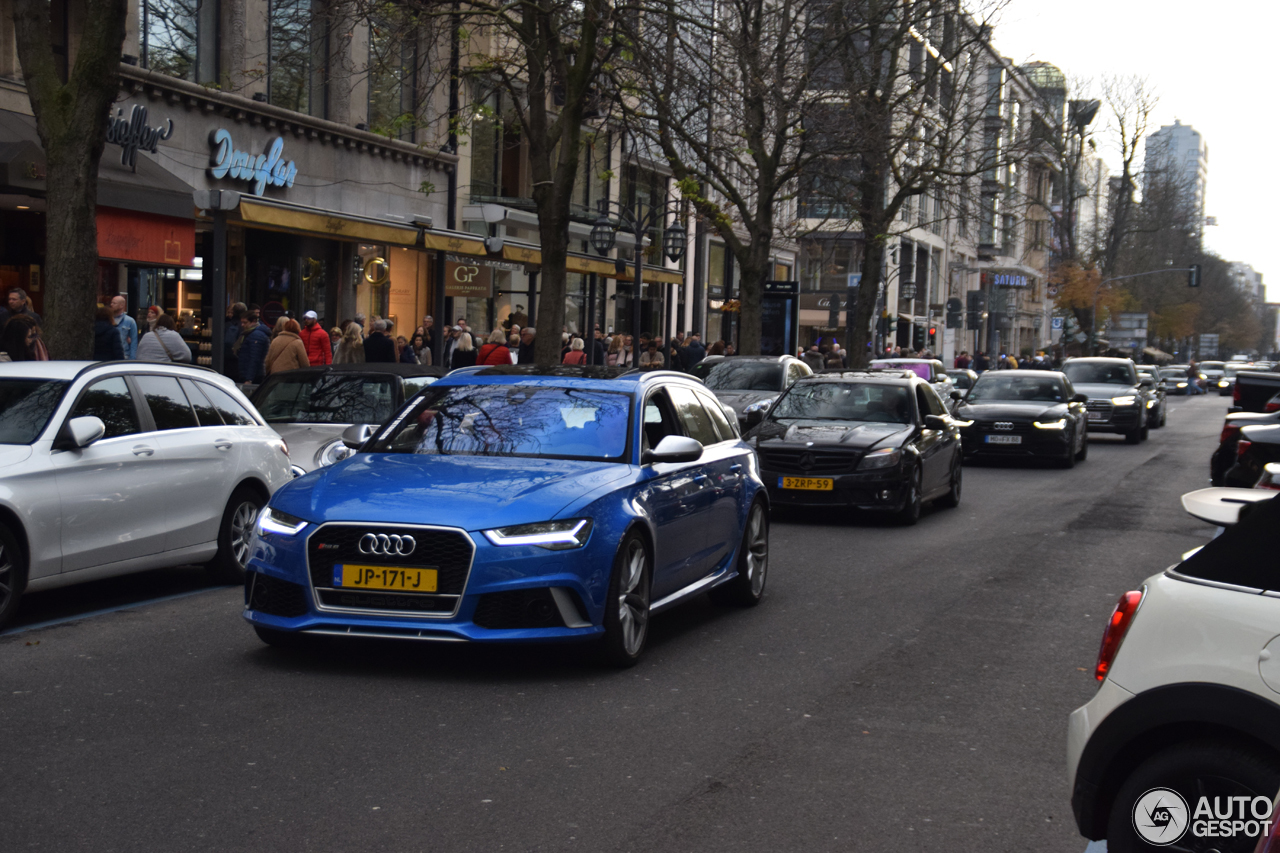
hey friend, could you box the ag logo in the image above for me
[1132,787,1189,845]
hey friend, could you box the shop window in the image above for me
[271,0,326,117]
[368,16,417,140]
[141,0,216,82]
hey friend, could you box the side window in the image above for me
[669,386,721,446]
[70,377,139,439]
[920,384,947,417]
[136,375,198,431]
[788,364,806,384]
[696,389,738,441]
[642,390,684,453]
[199,382,258,426]
[179,379,224,426]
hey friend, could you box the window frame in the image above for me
[65,374,144,441]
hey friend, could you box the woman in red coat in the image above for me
[476,328,513,365]
[562,337,586,365]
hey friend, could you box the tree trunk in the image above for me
[735,237,772,356]
[13,0,128,360]
[848,238,885,368]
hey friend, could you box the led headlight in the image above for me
[1033,418,1067,430]
[1219,380,1229,388]
[1145,399,1155,409]
[483,519,593,550]
[1176,382,1188,388]
[257,506,308,536]
[743,397,777,415]
[1111,395,1137,406]
[857,447,902,470]
[318,439,353,468]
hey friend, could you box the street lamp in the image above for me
[589,199,687,362]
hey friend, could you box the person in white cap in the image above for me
[299,309,332,366]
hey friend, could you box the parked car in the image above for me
[1221,422,1280,488]
[1061,358,1149,443]
[689,355,813,430]
[1218,363,1253,396]
[1136,368,1167,429]
[745,370,962,524]
[0,361,293,629]
[1232,371,1280,413]
[954,370,1089,467]
[1211,410,1280,485]
[1068,488,1280,852]
[250,363,447,476]
[1200,360,1227,386]
[244,365,769,666]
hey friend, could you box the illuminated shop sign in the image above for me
[208,129,298,195]
[989,272,1029,288]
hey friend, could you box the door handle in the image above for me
[214,440,233,451]
[132,445,155,457]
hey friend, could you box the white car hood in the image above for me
[0,445,33,470]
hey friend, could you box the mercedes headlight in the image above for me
[483,519,593,550]
[1111,395,1137,406]
[1145,399,1155,409]
[318,439,354,468]
[257,506,308,536]
[743,397,777,415]
[857,447,902,470]
[1033,418,1067,430]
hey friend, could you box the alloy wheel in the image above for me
[617,539,650,657]
[0,543,11,614]
[745,504,768,596]
[230,501,259,568]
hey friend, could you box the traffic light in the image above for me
[928,325,937,346]
[1188,264,1201,287]
[912,323,925,351]
[966,291,986,330]
[887,315,898,334]
[946,297,963,329]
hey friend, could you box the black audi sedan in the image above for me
[745,371,962,525]
[955,370,1089,467]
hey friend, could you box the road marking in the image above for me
[0,586,234,637]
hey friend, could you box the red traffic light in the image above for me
[929,327,936,335]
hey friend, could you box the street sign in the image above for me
[847,273,862,289]
[1051,317,1064,330]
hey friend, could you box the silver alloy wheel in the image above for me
[617,539,650,657]
[745,504,768,596]
[230,501,259,568]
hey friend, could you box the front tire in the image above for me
[895,467,922,526]
[207,487,264,584]
[1059,430,1077,469]
[710,501,769,606]
[599,532,652,667]
[1075,427,1089,461]
[0,523,25,631]
[1125,426,1142,444]
[936,457,962,508]
[1105,740,1280,852]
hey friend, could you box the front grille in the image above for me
[1084,400,1113,416]
[472,588,566,629]
[248,572,310,618]
[758,447,860,476]
[306,524,475,617]
[972,420,1034,434]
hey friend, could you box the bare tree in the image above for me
[13,0,129,358]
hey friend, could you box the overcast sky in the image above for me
[990,0,1279,301]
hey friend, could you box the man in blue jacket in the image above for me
[237,311,272,385]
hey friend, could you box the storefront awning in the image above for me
[0,109,195,220]
[500,244,683,284]
[233,196,489,254]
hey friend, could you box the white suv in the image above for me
[1068,488,1280,852]
[0,361,293,629]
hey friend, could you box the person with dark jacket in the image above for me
[224,302,247,381]
[972,351,990,373]
[517,327,537,364]
[237,311,272,385]
[363,319,397,363]
[93,306,125,361]
[450,332,477,369]
[680,333,706,370]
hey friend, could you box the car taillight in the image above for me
[1235,383,1243,405]
[1095,590,1144,682]
[1221,423,1241,443]
[1267,401,1280,413]
[1239,440,1253,458]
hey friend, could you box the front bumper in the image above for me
[960,423,1072,458]
[1083,406,1143,435]
[243,521,618,643]
[761,467,911,512]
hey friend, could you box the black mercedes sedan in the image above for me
[955,370,1089,467]
[745,371,962,525]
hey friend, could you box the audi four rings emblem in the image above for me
[358,533,417,556]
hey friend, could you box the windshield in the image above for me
[947,371,974,390]
[770,382,913,424]
[691,361,784,392]
[254,374,398,424]
[1225,365,1243,377]
[1201,362,1225,372]
[374,385,632,461]
[967,374,1065,403]
[1062,362,1136,386]
[0,379,69,444]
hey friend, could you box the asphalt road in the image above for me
[0,393,1230,852]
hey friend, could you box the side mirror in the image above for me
[1070,393,1088,404]
[642,434,703,465]
[924,414,948,430]
[1139,377,1155,389]
[746,409,765,427]
[341,423,375,450]
[949,390,962,400]
[61,416,106,449]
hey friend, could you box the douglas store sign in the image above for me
[207,129,298,195]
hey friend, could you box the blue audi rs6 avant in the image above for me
[243,366,770,665]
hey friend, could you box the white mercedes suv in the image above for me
[1068,488,1280,852]
[0,361,293,629]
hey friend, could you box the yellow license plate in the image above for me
[779,476,834,491]
[335,564,438,592]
